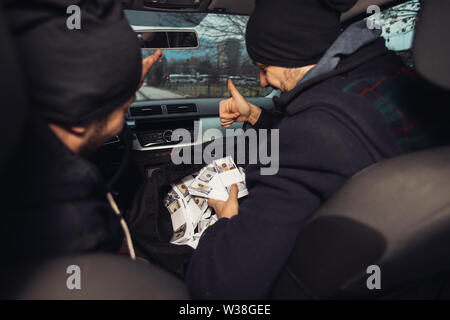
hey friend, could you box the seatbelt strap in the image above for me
[106,192,136,261]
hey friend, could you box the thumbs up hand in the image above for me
[219,79,262,128]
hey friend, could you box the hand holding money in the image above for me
[208,184,239,219]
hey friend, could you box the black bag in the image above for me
[124,162,205,279]
[124,137,251,279]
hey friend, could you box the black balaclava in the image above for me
[5,0,142,126]
[246,0,358,68]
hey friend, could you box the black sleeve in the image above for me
[244,107,283,131]
[6,198,123,260]
[186,108,376,299]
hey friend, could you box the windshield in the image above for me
[125,11,273,101]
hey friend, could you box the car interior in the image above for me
[1,0,449,299]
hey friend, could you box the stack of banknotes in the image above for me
[164,156,248,249]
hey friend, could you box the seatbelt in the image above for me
[106,192,136,261]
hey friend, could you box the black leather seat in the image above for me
[271,147,450,299]
[271,0,450,299]
[0,1,189,300]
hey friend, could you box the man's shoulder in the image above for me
[4,117,121,257]
[21,117,107,204]
[280,75,400,160]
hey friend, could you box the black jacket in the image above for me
[186,39,450,299]
[3,116,123,262]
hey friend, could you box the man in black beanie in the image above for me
[2,0,162,261]
[187,0,450,298]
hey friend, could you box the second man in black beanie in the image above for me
[187,0,450,299]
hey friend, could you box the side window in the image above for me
[378,0,420,68]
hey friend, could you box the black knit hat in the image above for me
[5,0,142,126]
[245,0,358,68]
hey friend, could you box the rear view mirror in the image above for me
[136,30,199,49]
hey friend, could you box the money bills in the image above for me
[163,156,247,249]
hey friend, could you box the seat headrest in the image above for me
[413,0,450,90]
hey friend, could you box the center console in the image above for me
[133,118,197,148]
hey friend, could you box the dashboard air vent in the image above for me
[130,105,163,117]
[167,103,197,114]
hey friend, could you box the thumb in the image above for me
[143,49,163,71]
[228,184,239,200]
[208,198,219,209]
[139,49,163,88]
[228,79,242,99]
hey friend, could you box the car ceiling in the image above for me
[123,0,408,22]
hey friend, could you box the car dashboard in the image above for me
[97,96,275,207]
[128,97,273,153]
